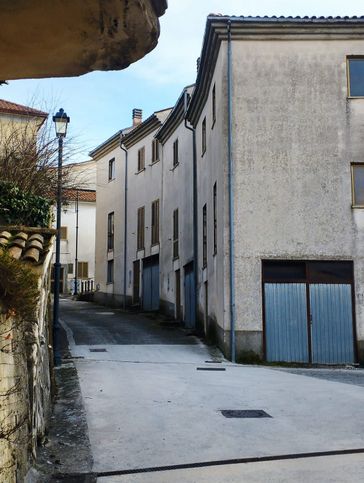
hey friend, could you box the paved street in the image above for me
[60,298,364,482]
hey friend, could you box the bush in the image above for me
[0,181,52,227]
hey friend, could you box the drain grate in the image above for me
[89,348,107,353]
[197,367,226,371]
[221,410,272,419]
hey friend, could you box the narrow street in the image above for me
[57,299,364,482]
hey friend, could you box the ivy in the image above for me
[0,181,52,227]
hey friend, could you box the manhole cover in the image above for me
[221,410,272,418]
[89,348,107,353]
[197,367,226,371]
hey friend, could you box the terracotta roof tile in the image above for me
[63,189,96,202]
[0,99,48,118]
[0,227,55,265]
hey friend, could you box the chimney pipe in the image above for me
[132,108,142,127]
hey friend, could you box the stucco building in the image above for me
[92,15,364,365]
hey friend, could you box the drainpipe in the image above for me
[74,190,79,295]
[184,92,199,331]
[227,20,236,363]
[120,139,128,310]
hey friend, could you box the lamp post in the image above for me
[52,108,70,366]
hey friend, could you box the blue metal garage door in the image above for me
[142,255,159,311]
[263,261,356,364]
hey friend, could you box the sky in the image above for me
[1,0,364,162]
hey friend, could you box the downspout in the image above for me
[184,92,199,331]
[120,139,128,310]
[227,20,236,363]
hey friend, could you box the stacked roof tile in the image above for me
[0,228,54,264]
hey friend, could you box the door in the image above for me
[263,261,356,364]
[133,260,140,304]
[175,270,181,320]
[142,255,159,311]
[184,262,195,329]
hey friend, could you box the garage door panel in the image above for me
[265,283,309,363]
[310,284,354,364]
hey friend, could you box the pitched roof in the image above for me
[0,226,55,265]
[0,99,48,118]
[63,189,96,202]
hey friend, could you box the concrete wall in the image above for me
[194,45,229,345]
[94,144,125,301]
[230,39,364,361]
[159,107,194,318]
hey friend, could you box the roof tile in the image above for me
[0,99,48,118]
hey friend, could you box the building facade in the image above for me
[92,15,364,365]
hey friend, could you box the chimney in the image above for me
[132,108,142,127]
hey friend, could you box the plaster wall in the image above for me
[194,46,229,343]
[125,129,163,302]
[159,114,194,318]
[230,39,364,360]
[94,145,125,297]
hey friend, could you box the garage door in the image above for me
[142,255,159,311]
[263,261,356,364]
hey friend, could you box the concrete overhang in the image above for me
[0,0,168,80]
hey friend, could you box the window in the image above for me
[137,206,145,250]
[60,226,67,240]
[173,209,179,259]
[138,146,145,171]
[348,58,364,97]
[107,260,114,284]
[68,263,73,275]
[77,262,89,279]
[212,84,216,126]
[202,204,207,268]
[351,163,364,206]
[202,117,206,155]
[213,182,217,255]
[152,139,159,164]
[107,212,114,250]
[151,199,160,245]
[173,139,179,167]
[108,157,115,181]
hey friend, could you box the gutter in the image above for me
[184,92,199,331]
[120,138,128,310]
[227,20,236,363]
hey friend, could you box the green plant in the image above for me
[0,250,39,320]
[0,181,52,227]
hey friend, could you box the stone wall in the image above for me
[0,246,53,482]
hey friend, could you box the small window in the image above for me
[77,262,89,279]
[213,182,217,255]
[202,117,206,155]
[348,58,364,97]
[351,163,364,206]
[60,226,67,240]
[68,263,73,275]
[173,139,179,167]
[152,139,159,164]
[137,206,145,250]
[108,158,115,181]
[151,199,159,245]
[138,146,145,172]
[173,209,179,259]
[107,212,114,251]
[202,204,207,268]
[107,260,114,284]
[212,84,216,126]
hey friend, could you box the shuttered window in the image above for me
[202,204,207,268]
[152,139,159,164]
[107,212,114,251]
[212,84,216,126]
[173,139,179,167]
[137,206,145,250]
[108,158,115,181]
[151,199,159,245]
[107,260,114,284]
[173,209,179,259]
[202,117,206,155]
[77,262,88,279]
[213,182,217,255]
[138,146,145,171]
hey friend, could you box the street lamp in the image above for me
[52,108,70,366]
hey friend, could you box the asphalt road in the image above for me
[59,298,364,483]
